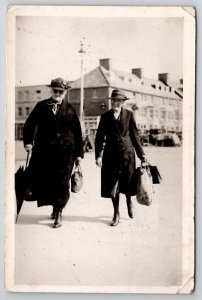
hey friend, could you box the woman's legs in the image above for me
[50,205,57,219]
[126,195,134,218]
[111,194,120,226]
[53,207,63,228]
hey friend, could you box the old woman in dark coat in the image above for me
[23,78,83,228]
[95,89,147,226]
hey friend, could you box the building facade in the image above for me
[15,58,183,140]
[68,58,183,136]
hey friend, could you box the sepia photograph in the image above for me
[5,6,195,293]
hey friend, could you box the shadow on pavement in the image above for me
[15,214,128,226]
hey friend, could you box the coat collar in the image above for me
[110,107,128,132]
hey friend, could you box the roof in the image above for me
[71,65,182,100]
[70,66,109,89]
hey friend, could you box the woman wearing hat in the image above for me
[23,78,83,228]
[95,89,147,226]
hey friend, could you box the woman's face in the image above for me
[50,88,67,102]
[111,99,125,113]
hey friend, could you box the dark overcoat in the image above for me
[95,108,145,198]
[23,98,83,208]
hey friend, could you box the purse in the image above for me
[71,164,83,193]
[136,163,153,206]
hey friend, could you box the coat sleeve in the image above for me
[71,109,84,158]
[23,102,41,147]
[95,115,106,159]
[129,112,145,159]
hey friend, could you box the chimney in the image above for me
[158,73,169,84]
[132,68,142,78]
[99,58,111,70]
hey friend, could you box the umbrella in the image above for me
[15,151,32,223]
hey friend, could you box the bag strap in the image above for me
[140,161,151,176]
[25,151,31,169]
[75,163,82,174]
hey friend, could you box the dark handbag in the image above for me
[71,164,83,193]
[149,165,162,184]
[136,163,153,206]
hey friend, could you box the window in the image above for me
[143,108,146,117]
[161,110,166,120]
[36,90,41,93]
[169,87,172,92]
[92,90,98,99]
[18,91,22,99]
[175,110,179,120]
[15,123,24,140]
[25,107,30,115]
[25,90,30,100]
[18,107,22,116]
[149,109,153,119]
[155,110,158,118]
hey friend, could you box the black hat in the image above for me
[108,89,129,101]
[47,78,71,90]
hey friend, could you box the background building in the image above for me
[15,58,183,140]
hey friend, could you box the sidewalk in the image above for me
[15,145,182,288]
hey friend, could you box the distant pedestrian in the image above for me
[95,89,147,226]
[23,78,83,228]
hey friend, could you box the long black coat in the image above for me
[95,108,145,198]
[23,98,83,208]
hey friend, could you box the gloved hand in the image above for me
[141,155,148,167]
[75,157,82,166]
[141,155,147,163]
[25,144,33,153]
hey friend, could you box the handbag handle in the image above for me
[25,151,31,169]
[140,161,151,176]
[74,163,82,174]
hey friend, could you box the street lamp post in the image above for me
[78,41,86,135]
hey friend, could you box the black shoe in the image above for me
[110,213,120,226]
[127,198,134,219]
[53,210,62,228]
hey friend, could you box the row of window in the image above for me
[18,90,42,101]
[17,106,30,117]
[137,94,180,107]
[137,109,182,121]
[137,124,181,131]
[116,75,174,93]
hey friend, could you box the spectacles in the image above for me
[53,89,65,95]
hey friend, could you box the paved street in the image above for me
[14,142,182,288]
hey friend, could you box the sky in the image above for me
[16,16,183,86]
